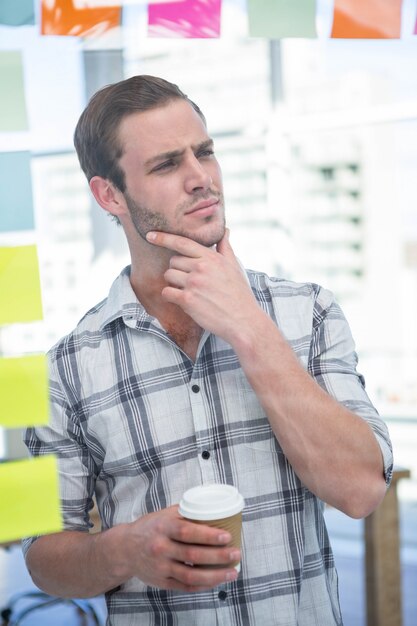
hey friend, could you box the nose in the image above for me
[184,154,212,194]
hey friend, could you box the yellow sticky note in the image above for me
[0,354,49,427]
[0,456,63,544]
[0,245,43,325]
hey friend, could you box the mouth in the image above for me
[185,198,220,218]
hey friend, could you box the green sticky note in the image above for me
[0,245,43,325]
[248,0,317,38]
[0,456,63,544]
[0,152,35,233]
[0,354,49,427]
[0,51,28,131]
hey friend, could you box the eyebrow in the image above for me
[144,138,214,169]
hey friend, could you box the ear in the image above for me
[89,176,127,220]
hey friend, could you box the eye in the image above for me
[197,148,214,159]
[152,159,176,173]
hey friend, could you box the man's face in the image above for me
[117,99,225,247]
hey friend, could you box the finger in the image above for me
[164,268,188,289]
[171,517,232,547]
[172,542,241,568]
[144,570,225,594]
[161,286,186,307]
[163,578,231,594]
[169,255,195,272]
[216,228,234,258]
[170,561,238,589]
[146,231,205,258]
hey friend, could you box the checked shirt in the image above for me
[23,266,393,626]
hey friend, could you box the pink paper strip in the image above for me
[148,0,221,38]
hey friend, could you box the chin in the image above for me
[193,235,222,248]
[190,223,226,248]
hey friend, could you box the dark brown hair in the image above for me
[73,75,205,192]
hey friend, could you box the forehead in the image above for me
[117,99,208,162]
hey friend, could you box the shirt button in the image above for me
[201,450,210,460]
[218,590,228,601]
[191,384,200,393]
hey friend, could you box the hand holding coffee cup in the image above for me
[178,484,244,572]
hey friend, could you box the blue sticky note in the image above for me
[0,152,34,233]
[0,0,35,26]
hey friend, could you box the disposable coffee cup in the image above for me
[178,484,244,571]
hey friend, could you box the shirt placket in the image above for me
[189,338,237,626]
[188,371,217,485]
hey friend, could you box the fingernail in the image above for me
[226,570,238,582]
[230,550,240,561]
[146,232,156,241]
[218,533,231,543]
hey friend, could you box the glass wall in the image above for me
[0,1,416,498]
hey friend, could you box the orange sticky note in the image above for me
[41,0,121,37]
[331,0,403,39]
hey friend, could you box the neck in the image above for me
[129,241,172,313]
[128,239,203,359]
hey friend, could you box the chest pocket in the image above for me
[220,366,283,456]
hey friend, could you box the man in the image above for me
[23,75,393,625]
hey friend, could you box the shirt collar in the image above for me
[98,261,252,332]
[98,266,150,331]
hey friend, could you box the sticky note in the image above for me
[0,0,35,25]
[0,152,34,233]
[148,0,222,38]
[247,0,316,39]
[0,51,28,132]
[0,456,62,544]
[0,245,43,325]
[72,0,122,5]
[0,355,49,428]
[331,0,403,39]
[41,0,121,37]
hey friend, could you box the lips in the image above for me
[185,198,220,216]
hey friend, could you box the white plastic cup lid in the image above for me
[178,484,244,521]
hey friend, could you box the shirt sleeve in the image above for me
[308,285,393,487]
[22,345,98,558]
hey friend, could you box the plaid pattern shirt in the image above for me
[23,266,393,626]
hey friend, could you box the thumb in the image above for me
[216,228,234,257]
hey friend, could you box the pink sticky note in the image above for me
[148,0,221,38]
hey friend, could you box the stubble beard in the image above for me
[124,190,226,248]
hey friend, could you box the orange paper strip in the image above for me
[41,0,121,37]
[331,0,402,39]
